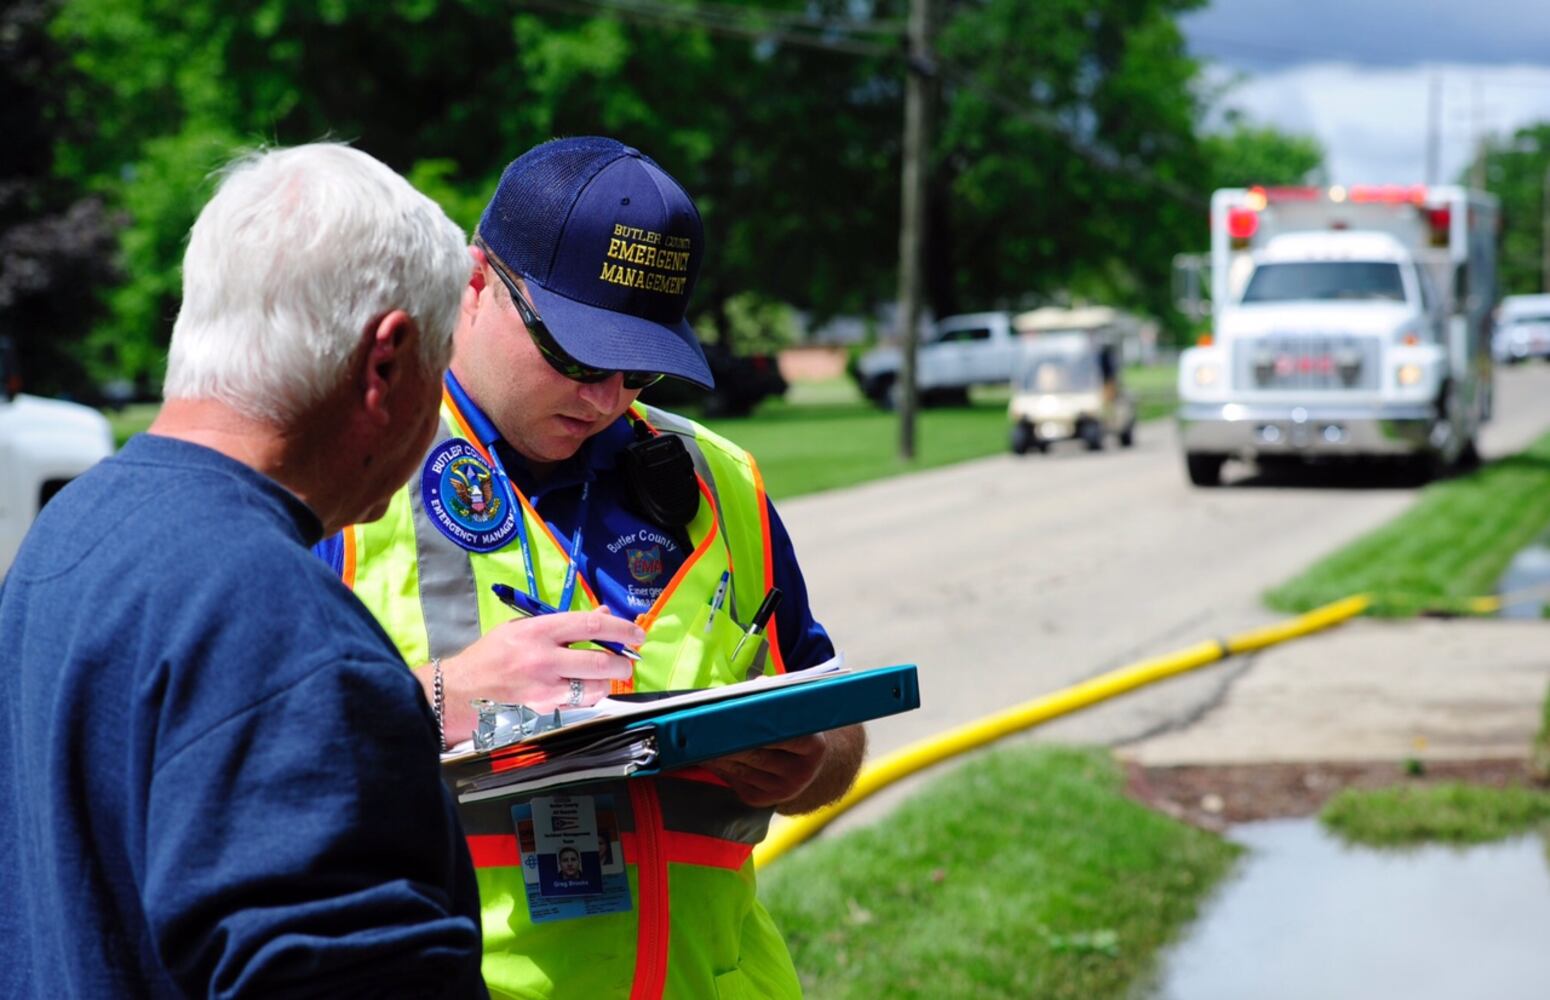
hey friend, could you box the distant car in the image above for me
[1494,294,1550,364]
[639,342,787,417]
[853,312,1019,409]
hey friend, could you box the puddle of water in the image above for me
[1146,818,1550,1000]
[1497,540,1550,618]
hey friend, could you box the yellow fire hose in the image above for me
[753,593,1372,868]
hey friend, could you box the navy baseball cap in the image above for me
[477,137,713,389]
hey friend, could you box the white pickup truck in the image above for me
[0,340,114,571]
[854,312,1021,408]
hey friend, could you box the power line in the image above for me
[517,0,1206,208]
[940,67,1206,209]
[516,0,901,58]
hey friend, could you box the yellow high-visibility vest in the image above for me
[339,394,801,999]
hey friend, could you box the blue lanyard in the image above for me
[444,373,590,609]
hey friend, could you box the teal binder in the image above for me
[634,663,919,773]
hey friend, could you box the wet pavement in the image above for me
[1498,536,1550,619]
[1120,619,1550,767]
[1146,818,1550,1000]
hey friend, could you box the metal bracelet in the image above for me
[432,657,446,750]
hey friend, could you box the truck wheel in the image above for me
[1186,453,1224,487]
[1010,420,1036,455]
[1119,423,1136,448]
[1080,419,1104,451]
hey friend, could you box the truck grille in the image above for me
[1232,335,1380,392]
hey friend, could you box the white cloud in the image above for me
[1210,62,1550,186]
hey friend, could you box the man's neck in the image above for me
[149,398,344,530]
[448,360,564,481]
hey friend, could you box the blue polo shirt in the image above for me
[1,434,485,998]
[318,380,834,672]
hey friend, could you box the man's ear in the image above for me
[461,245,488,319]
[361,309,416,427]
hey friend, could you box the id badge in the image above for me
[513,793,631,923]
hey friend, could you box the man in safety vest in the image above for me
[320,136,865,998]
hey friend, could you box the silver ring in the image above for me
[568,677,585,707]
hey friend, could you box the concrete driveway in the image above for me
[778,366,1550,827]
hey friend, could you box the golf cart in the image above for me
[1008,331,1135,454]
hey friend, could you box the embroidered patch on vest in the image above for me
[626,545,664,583]
[421,439,519,552]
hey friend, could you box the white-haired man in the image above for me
[0,144,488,998]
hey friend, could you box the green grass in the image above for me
[706,366,1176,500]
[702,392,1012,499]
[1264,428,1550,616]
[1321,782,1550,846]
[760,746,1239,1000]
[1123,363,1179,422]
[1535,684,1550,781]
[105,403,160,447]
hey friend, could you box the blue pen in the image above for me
[490,583,642,661]
[704,571,730,633]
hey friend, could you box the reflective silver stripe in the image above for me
[639,404,724,528]
[411,423,484,661]
[636,405,738,605]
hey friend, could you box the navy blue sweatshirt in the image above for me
[0,434,486,998]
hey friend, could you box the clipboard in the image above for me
[446,664,919,802]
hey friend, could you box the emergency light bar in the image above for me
[1227,185,1450,248]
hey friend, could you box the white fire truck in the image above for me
[1176,185,1497,486]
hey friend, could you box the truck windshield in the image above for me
[1241,262,1405,303]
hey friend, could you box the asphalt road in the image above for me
[780,365,1550,825]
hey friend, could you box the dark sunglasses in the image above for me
[482,253,665,391]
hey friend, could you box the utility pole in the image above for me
[1470,76,1487,190]
[1425,70,1441,187]
[1541,163,1550,293]
[895,0,933,460]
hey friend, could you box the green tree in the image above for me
[50,0,903,380]
[0,0,118,398]
[44,0,1323,384]
[1203,114,1325,190]
[930,0,1211,324]
[1479,123,1550,296]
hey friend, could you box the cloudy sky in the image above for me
[1180,0,1550,185]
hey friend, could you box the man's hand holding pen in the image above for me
[426,605,644,744]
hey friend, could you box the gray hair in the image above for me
[164,143,467,423]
